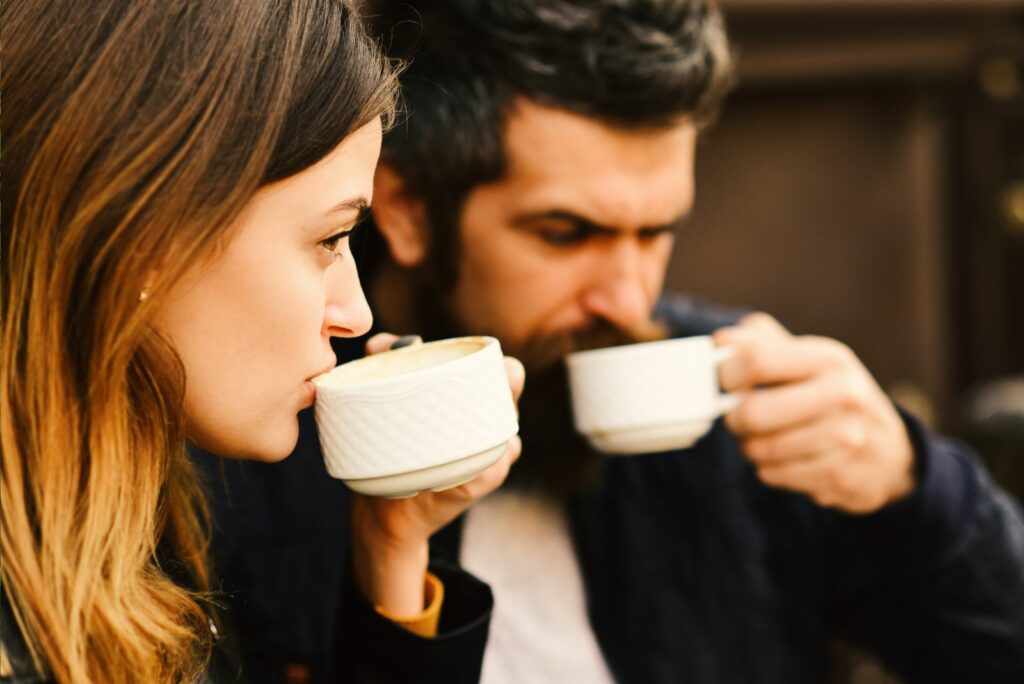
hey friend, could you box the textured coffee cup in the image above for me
[566,335,736,455]
[314,336,519,497]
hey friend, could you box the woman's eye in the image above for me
[319,229,353,257]
[319,209,369,259]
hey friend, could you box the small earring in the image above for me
[138,289,150,302]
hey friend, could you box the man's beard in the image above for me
[413,285,667,497]
[508,318,667,496]
[510,317,668,373]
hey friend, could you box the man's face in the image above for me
[448,99,697,368]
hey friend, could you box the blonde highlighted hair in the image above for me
[1,1,396,680]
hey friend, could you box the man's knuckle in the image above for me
[742,312,773,328]
[812,491,836,507]
[836,385,867,414]
[747,437,769,460]
[734,400,762,433]
[826,339,855,365]
[823,466,843,490]
[828,466,857,494]
[745,347,773,382]
[805,337,853,367]
[840,421,867,450]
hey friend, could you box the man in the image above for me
[353,0,1024,681]
[203,1,1024,682]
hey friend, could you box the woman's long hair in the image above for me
[0,1,396,680]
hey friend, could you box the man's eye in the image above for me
[539,228,587,246]
[638,227,672,241]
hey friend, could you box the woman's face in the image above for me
[155,120,382,461]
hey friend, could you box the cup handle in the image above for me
[712,344,738,416]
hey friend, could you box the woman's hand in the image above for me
[350,333,524,617]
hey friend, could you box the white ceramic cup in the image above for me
[313,336,519,498]
[566,335,737,455]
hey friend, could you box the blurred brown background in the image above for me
[671,3,1024,680]
[673,0,1024,481]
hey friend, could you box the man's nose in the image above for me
[322,253,373,339]
[581,242,650,329]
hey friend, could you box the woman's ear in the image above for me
[373,163,429,267]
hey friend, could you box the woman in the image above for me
[1,1,520,681]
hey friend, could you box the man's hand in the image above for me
[350,333,524,616]
[714,313,915,514]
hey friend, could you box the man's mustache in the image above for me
[513,318,669,372]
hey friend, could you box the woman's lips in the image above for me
[302,360,336,407]
[307,360,338,383]
[301,380,317,407]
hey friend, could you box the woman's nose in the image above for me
[322,252,373,338]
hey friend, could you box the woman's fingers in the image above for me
[365,332,398,354]
[389,335,423,350]
[504,356,526,402]
[356,337,520,510]
[365,332,422,355]
[469,437,521,491]
[475,440,517,491]
[506,434,522,465]
[436,436,520,500]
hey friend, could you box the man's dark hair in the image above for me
[367,0,733,289]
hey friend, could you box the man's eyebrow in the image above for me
[511,210,617,236]
[323,197,370,216]
[510,208,689,235]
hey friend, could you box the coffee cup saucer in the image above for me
[585,418,716,455]
[342,439,510,498]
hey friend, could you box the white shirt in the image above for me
[461,491,616,684]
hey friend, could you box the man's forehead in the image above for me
[497,100,698,229]
[503,99,696,168]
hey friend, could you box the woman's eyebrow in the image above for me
[323,197,369,216]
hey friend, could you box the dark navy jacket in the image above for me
[191,416,493,683]
[189,295,1024,683]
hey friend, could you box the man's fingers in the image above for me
[726,373,853,435]
[718,335,853,392]
[713,312,789,347]
[742,414,868,464]
[755,452,847,503]
[738,312,790,338]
